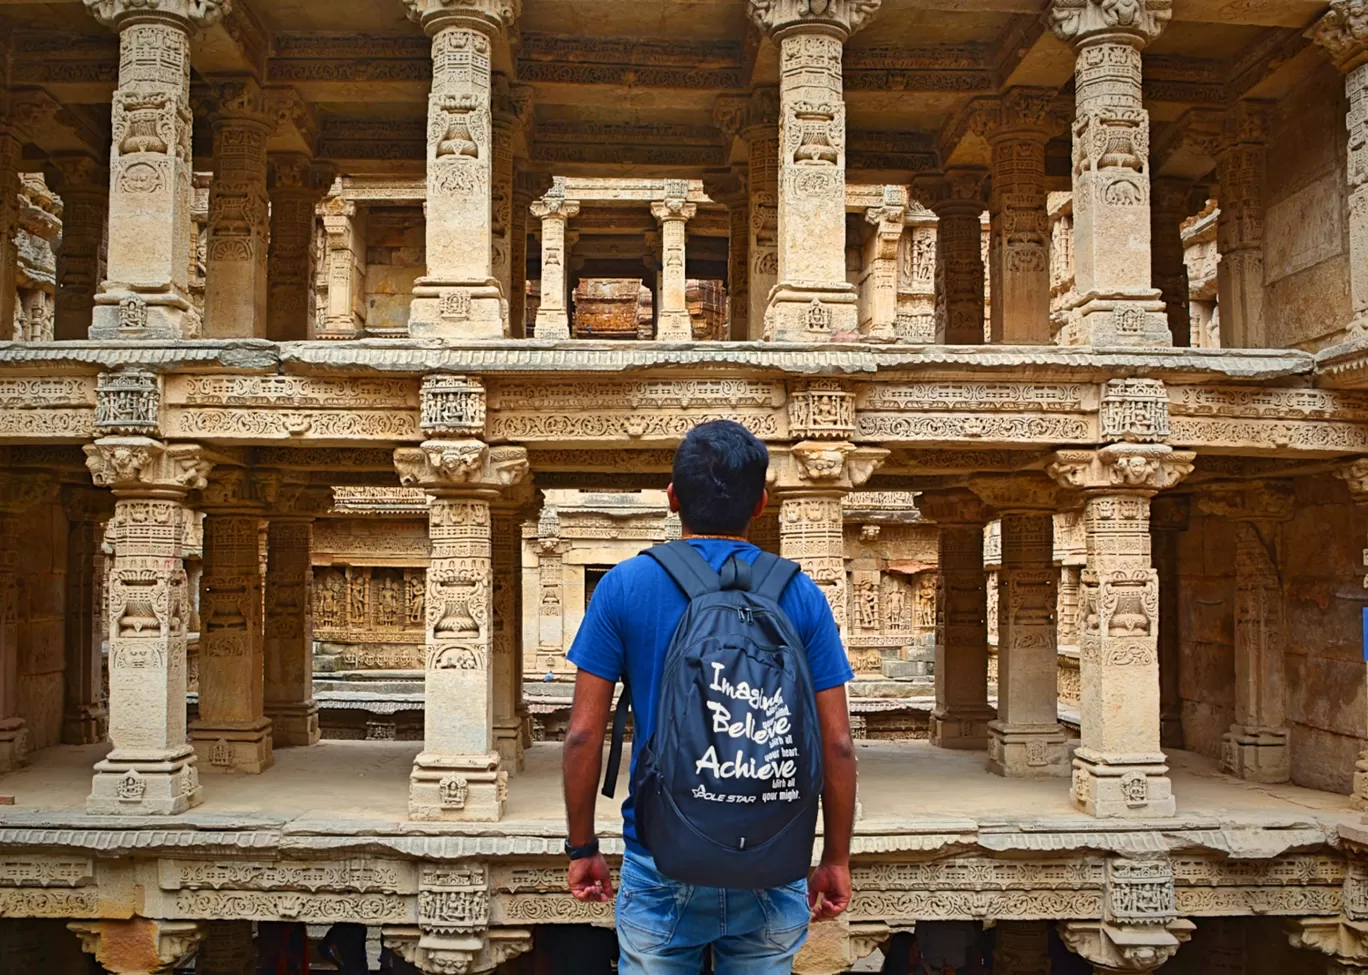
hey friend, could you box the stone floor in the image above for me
[0,739,1353,834]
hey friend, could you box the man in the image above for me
[561,419,858,974]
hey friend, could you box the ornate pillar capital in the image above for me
[384,925,532,975]
[1310,1,1368,73]
[987,86,1064,141]
[394,440,530,495]
[402,0,520,37]
[196,467,271,512]
[1048,0,1172,50]
[84,0,227,30]
[916,168,988,217]
[968,474,1082,513]
[747,0,882,40]
[201,76,271,129]
[650,198,697,224]
[1059,918,1194,973]
[914,487,995,525]
[84,437,213,498]
[1048,444,1195,496]
[1339,458,1368,503]
[1287,917,1368,970]
[529,194,580,222]
[768,441,887,495]
[702,168,748,210]
[70,919,205,975]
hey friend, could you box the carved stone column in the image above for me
[994,921,1051,975]
[1149,177,1193,348]
[718,88,780,338]
[1196,481,1294,783]
[197,921,255,975]
[0,125,21,340]
[394,438,530,821]
[86,0,225,339]
[919,169,988,345]
[71,920,205,975]
[262,481,327,748]
[1215,101,1270,349]
[916,489,997,749]
[267,153,327,341]
[971,476,1078,776]
[1048,0,1172,346]
[748,1,881,341]
[202,78,271,339]
[0,473,51,769]
[491,484,532,771]
[987,89,1055,345]
[61,486,116,746]
[1059,917,1194,975]
[510,172,551,338]
[770,437,887,641]
[530,187,579,340]
[703,168,750,341]
[190,470,272,774]
[652,183,697,341]
[1048,444,1195,817]
[318,197,365,339]
[491,78,532,336]
[1149,494,1188,751]
[404,0,517,339]
[1311,4,1368,333]
[50,153,109,341]
[1337,459,1368,807]
[861,186,905,343]
[83,438,212,814]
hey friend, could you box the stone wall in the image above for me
[15,498,68,752]
[1264,62,1352,351]
[1174,507,1237,762]
[363,207,426,337]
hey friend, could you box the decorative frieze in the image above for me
[788,379,856,440]
[420,375,487,437]
[162,375,419,442]
[1100,378,1170,443]
[95,370,161,436]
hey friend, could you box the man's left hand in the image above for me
[807,861,851,920]
[568,854,615,902]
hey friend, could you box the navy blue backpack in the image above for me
[602,540,824,889]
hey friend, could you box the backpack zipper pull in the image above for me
[738,607,753,625]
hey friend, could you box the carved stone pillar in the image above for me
[861,186,905,343]
[491,78,532,336]
[970,476,1078,776]
[71,920,204,975]
[267,153,326,341]
[703,168,750,341]
[510,172,551,338]
[197,921,255,975]
[728,89,780,339]
[86,1,225,338]
[770,439,887,641]
[190,471,272,774]
[995,921,1051,975]
[1149,494,1188,751]
[1048,444,1195,817]
[652,184,697,341]
[916,489,997,749]
[530,188,579,340]
[1048,0,1172,346]
[920,169,988,345]
[318,197,365,339]
[1197,481,1295,783]
[404,0,516,339]
[394,438,530,820]
[0,127,20,340]
[50,154,109,341]
[61,486,116,746]
[1149,177,1193,348]
[748,1,881,341]
[83,438,212,814]
[0,473,50,769]
[491,486,532,771]
[987,89,1055,345]
[1337,460,1368,807]
[263,482,326,748]
[1215,102,1270,349]
[1059,918,1194,975]
[1311,4,1368,333]
[202,79,271,339]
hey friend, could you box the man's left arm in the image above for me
[563,668,616,902]
[808,683,856,920]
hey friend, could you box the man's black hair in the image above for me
[671,419,769,536]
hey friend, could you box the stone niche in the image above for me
[363,206,427,336]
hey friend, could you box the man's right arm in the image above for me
[809,683,856,920]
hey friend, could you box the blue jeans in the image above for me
[615,849,810,975]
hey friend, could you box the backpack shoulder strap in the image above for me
[749,551,802,603]
[642,540,722,600]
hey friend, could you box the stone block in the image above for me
[367,294,413,331]
[882,658,927,679]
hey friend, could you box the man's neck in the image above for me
[681,531,749,543]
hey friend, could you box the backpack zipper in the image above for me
[737,606,754,625]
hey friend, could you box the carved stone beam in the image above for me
[914,487,995,526]
[747,0,882,40]
[1287,918,1368,972]
[264,87,321,157]
[968,473,1081,513]
[1058,919,1195,974]
[1309,1,1368,73]
[394,440,530,496]
[1048,444,1195,496]
[1151,108,1223,181]
[768,441,888,496]
[84,438,214,499]
[70,919,205,975]
[1194,480,1296,523]
[11,89,108,158]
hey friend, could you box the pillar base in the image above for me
[656,309,692,342]
[493,720,524,772]
[1075,295,1171,347]
[265,702,320,747]
[930,706,996,750]
[90,289,194,340]
[407,281,506,340]
[62,706,109,747]
[189,721,275,774]
[409,751,506,822]
[88,747,203,815]
[1220,725,1289,783]
[534,307,570,340]
[0,717,29,772]
[986,721,1070,777]
[1070,748,1174,818]
[763,283,859,342]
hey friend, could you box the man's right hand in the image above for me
[568,854,615,902]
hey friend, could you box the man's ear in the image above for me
[666,482,681,513]
[751,488,768,519]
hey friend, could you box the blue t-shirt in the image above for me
[566,538,853,854]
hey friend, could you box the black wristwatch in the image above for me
[564,836,600,860]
